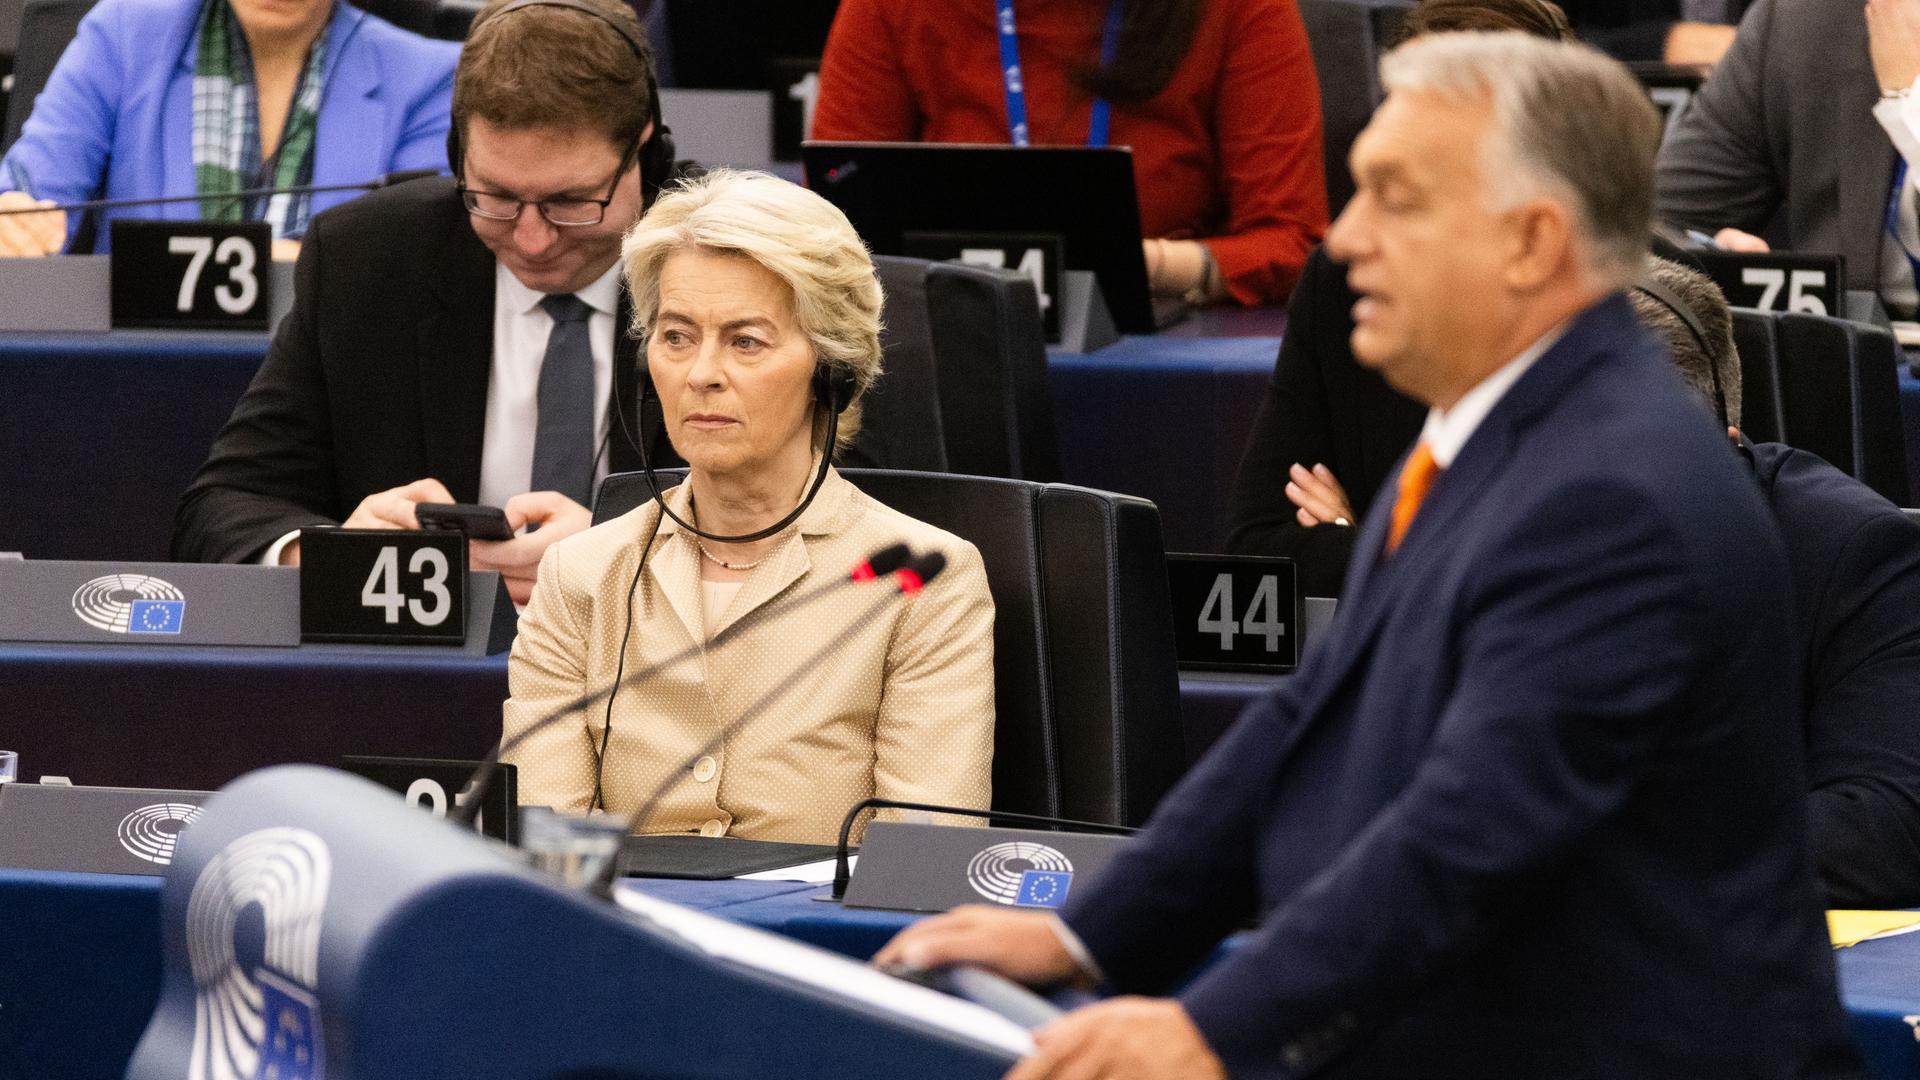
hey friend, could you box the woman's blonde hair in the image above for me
[621,168,884,454]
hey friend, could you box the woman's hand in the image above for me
[1287,462,1355,528]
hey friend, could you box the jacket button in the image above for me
[699,818,725,837]
[693,756,717,783]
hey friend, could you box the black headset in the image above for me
[445,0,677,209]
[1633,274,1730,433]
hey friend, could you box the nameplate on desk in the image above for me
[0,559,299,646]
[904,230,1064,341]
[300,529,468,645]
[841,822,1127,914]
[0,782,210,875]
[341,756,516,844]
[1166,553,1300,673]
[1696,251,1847,317]
[109,220,273,330]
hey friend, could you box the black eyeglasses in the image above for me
[458,140,640,227]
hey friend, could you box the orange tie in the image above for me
[1386,441,1440,555]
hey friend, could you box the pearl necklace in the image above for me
[695,537,772,571]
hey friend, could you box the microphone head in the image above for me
[852,543,913,583]
[896,551,947,596]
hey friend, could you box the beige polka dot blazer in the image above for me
[502,467,996,844]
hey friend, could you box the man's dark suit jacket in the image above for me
[1067,297,1862,1079]
[172,177,669,564]
[1755,439,1920,908]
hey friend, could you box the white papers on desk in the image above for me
[735,855,854,883]
[613,883,1034,1058]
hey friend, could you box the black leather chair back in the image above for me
[1298,0,1412,216]
[3,0,92,154]
[1729,309,1784,442]
[924,260,1062,481]
[1767,310,1910,504]
[1034,483,1183,823]
[842,256,950,472]
[592,468,1184,826]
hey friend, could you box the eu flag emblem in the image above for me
[127,600,184,635]
[1013,869,1073,908]
[255,969,323,1080]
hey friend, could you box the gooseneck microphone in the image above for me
[586,550,953,898]
[451,543,915,827]
[0,169,443,217]
[828,800,1137,901]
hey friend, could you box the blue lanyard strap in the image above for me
[1888,158,1920,291]
[997,0,1126,148]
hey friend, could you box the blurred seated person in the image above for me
[1657,0,1914,313]
[501,170,996,842]
[173,0,678,603]
[809,0,1327,306]
[1638,261,1920,909]
[0,0,458,258]
[1225,0,1573,597]
[1557,0,1740,66]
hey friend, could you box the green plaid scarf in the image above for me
[191,0,330,238]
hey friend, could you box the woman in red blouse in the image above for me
[811,0,1329,307]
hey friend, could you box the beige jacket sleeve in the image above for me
[500,542,600,814]
[871,537,996,821]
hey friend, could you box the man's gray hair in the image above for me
[1381,32,1662,286]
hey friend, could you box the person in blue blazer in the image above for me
[0,0,458,255]
[878,32,1863,1080]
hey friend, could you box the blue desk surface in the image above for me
[3,868,1913,1079]
[0,313,1279,563]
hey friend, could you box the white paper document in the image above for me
[613,883,1035,1058]
[735,855,854,883]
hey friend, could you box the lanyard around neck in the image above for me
[996,0,1126,148]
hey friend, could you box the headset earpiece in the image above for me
[815,363,856,415]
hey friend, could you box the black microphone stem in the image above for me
[0,172,436,217]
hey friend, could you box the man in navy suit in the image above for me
[878,32,1862,1080]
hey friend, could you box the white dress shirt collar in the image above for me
[496,259,622,318]
[1417,323,1567,469]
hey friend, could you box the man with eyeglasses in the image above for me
[174,0,680,605]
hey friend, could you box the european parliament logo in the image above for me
[966,840,1075,906]
[70,573,186,634]
[1013,869,1073,909]
[128,599,185,634]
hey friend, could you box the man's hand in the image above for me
[1663,21,1737,68]
[0,191,66,257]
[874,906,1087,988]
[342,478,455,531]
[1870,0,1920,93]
[1287,462,1355,528]
[1006,998,1228,1080]
[1713,227,1770,253]
[469,491,592,605]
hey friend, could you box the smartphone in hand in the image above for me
[414,503,516,541]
